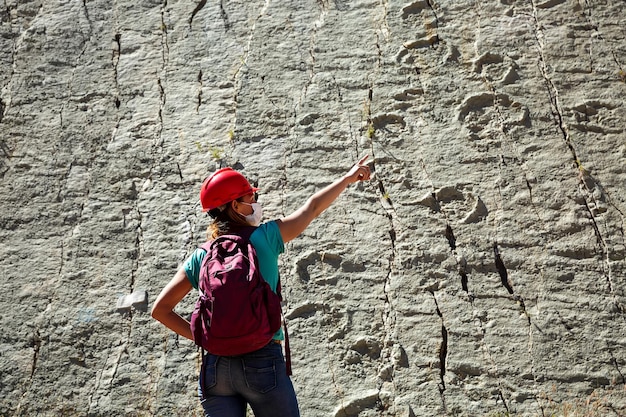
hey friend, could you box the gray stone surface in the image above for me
[117,290,148,312]
[1,0,625,415]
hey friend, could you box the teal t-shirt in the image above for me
[183,220,285,339]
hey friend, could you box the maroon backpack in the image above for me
[190,227,283,357]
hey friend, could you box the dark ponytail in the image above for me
[206,199,250,239]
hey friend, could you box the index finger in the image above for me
[357,155,369,165]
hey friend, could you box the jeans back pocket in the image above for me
[243,357,277,394]
[199,354,219,398]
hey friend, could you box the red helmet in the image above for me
[199,168,259,211]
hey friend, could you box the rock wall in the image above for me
[1,0,625,415]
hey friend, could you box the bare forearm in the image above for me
[151,267,194,341]
[279,157,371,243]
[153,310,194,341]
[305,175,352,218]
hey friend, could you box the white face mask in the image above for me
[239,202,263,226]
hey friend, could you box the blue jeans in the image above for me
[199,342,300,417]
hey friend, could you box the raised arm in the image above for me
[151,267,194,341]
[277,155,371,243]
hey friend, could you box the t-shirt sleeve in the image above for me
[255,220,285,256]
[183,248,206,290]
[249,220,284,293]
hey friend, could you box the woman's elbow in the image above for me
[150,304,160,321]
[151,269,191,322]
[151,301,168,323]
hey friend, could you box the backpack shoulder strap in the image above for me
[202,226,257,249]
[200,241,214,253]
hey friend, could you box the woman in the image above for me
[151,156,371,417]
